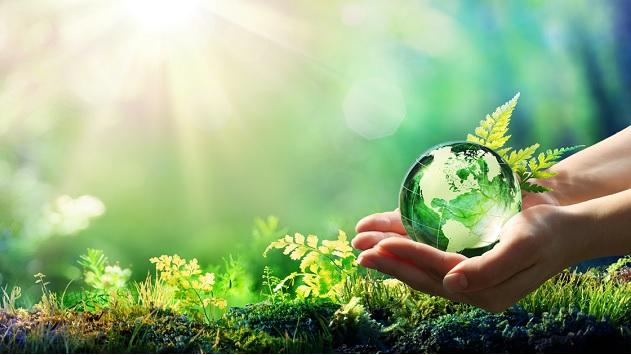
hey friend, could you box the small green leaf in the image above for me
[521,181,551,193]
[466,93,520,150]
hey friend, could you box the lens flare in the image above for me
[123,0,203,33]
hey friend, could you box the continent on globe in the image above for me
[399,141,521,256]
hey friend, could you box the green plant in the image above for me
[77,249,131,290]
[519,270,631,324]
[134,273,175,311]
[252,215,287,242]
[211,255,257,306]
[466,93,582,192]
[606,255,631,278]
[393,305,629,353]
[149,254,227,323]
[32,272,60,315]
[329,296,382,346]
[1,285,22,314]
[261,266,288,303]
[264,230,357,302]
[344,274,470,329]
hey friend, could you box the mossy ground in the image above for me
[1,267,630,353]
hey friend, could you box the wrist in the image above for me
[558,200,611,263]
[531,166,574,206]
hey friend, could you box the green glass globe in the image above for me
[399,141,521,256]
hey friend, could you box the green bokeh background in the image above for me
[0,0,629,299]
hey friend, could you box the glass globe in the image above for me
[399,141,521,256]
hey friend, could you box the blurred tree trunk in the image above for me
[571,1,630,141]
[571,2,629,269]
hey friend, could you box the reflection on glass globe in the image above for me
[399,141,521,256]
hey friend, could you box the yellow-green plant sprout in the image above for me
[211,255,256,306]
[329,296,382,343]
[264,230,357,302]
[466,93,583,193]
[32,272,60,316]
[261,266,289,303]
[149,254,227,322]
[1,285,22,315]
[135,273,175,311]
[78,249,131,290]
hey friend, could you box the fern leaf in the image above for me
[306,235,318,248]
[274,272,298,292]
[496,147,512,160]
[545,145,584,160]
[283,244,298,255]
[466,93,520,150]
[263,229,357,302]
[524,145,583,180]
[300,251,320,272]
[532,170,558,179]
[466,134,483,145]
[263,239,286,257]
[319,245,330,254]
[290,246,308,260]
[520,181,551,193]
[296,285,312,298]
[506,143,540,172]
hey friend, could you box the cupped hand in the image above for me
[352,194,580,313]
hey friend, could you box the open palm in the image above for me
[352,191,577,312]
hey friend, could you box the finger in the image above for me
[443,232,538,293]
[522,191,558,210]
[351,231,409,250]
[460,263,547,313]
[374,238,467,278]
[357,249,447,297]
[355,210,407,234]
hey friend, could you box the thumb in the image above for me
[442,237,537,293]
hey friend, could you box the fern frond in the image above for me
[300,251,320,273]
[306,234,318,248]
[515,144,584,189]
[465,94,584,194]
[263,230,357,302]
[466,92,520,150]
[520,180,551,193]
[544,145,584,160]
[496,147,512,160]
[526,145,583,179]
[506,143,540,172]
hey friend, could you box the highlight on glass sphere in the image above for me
[399,141,521,256]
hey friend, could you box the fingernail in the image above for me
[444,273,468,292]
[357,255,375,269]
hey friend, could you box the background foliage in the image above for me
[0,0,629,301]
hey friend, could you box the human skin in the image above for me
[352,125,631,313]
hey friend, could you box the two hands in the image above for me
[352,192,576,313]
[352,126,631,312]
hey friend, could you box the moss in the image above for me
[222,300,337,337]
[3,298,631,353]
[393,305,631,353]
[328,297,383,348]
[2,252,631,353]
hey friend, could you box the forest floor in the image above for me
[1,266,631,353]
